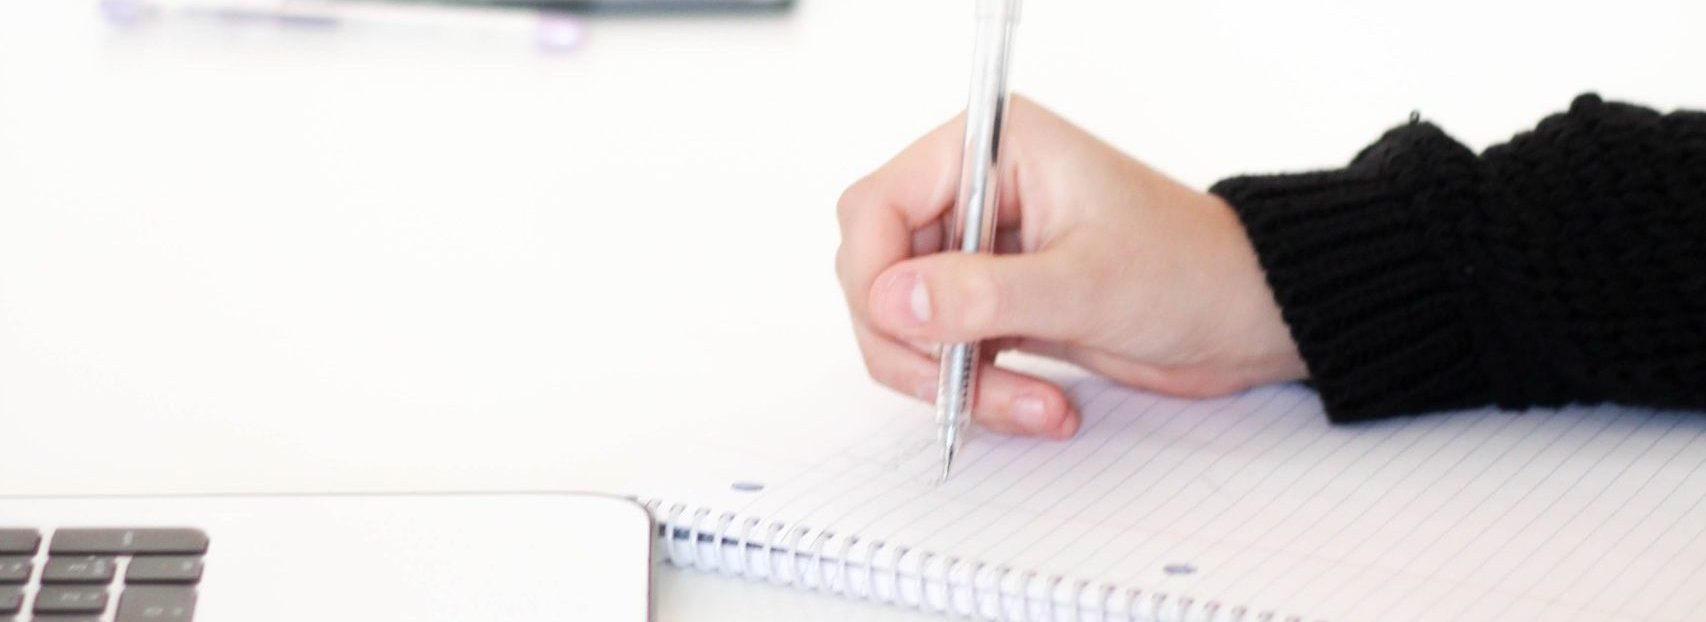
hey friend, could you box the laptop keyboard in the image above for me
[0,528,205,622]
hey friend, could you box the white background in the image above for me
[2,1,1703,620]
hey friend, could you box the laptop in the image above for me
[0,493,654,621]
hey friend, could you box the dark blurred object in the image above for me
[481,0,792,13]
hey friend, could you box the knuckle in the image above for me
[862,351,907,392]
[835,180,871,225]
[954,262,1003,334]
[858,346,885,378]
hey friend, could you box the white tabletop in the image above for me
[2,1,1702,620]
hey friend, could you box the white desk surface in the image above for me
[2,1,1702,620]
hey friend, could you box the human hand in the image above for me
[835,97,1306,438]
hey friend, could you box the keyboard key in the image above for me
[0,586,20,614]
[0,531,37,556]
[126,557,203,584]
[32,586,108,614]
[43,557,117,584]
[0,558,29,584]
[29,617,100,622]
[49,530,207,556]
[116,586,195,622]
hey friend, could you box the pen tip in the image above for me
[939,444,956,483]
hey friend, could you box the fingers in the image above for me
[853,323,1079,438]
[835,113,1027,331]
[865,249,1094,345]
[834,119,962,312]
[837,100,1091,440]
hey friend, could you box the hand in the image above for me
[835,97,1306,438]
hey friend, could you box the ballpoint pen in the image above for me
[937,0,1019,482]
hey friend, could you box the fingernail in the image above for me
[882,270,931,324]
[907,273,931,323]
[1054,411,1081,439]
[1012,395,1054,433]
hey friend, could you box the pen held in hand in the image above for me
[936,0,1020,483]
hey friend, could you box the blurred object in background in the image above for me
[460,0,793,14]
[97,0,793,55]
[100,0,590,52]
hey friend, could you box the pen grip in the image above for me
[937,342,981,432]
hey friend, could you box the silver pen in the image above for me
[937,0,1020,482]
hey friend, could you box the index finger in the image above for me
[834,117,965,321]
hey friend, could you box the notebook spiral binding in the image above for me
[638,497,1309,622]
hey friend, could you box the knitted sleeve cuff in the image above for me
[1210,122,1495,422]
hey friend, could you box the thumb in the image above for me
[868,250,1090,344]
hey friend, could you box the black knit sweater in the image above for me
[1211,94,1706,422]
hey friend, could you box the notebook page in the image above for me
[629,376,1706,621]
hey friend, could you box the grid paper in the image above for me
[639,378,1706,621]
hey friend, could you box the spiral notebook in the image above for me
[628,375,1706,621]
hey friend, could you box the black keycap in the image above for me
[116,586,195,622]
[32,586,108,614]
[0,558,29,584]
[0,587,20,614]
[49,529,207,556]
[42,557,116,584]
[0,532,37,556]
[126,557,203,584]
[28,617,100,622]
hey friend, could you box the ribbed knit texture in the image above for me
[1212,94,1706,422]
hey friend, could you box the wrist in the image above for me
[1198,191,1308,387]
[1209,120,1491,420]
